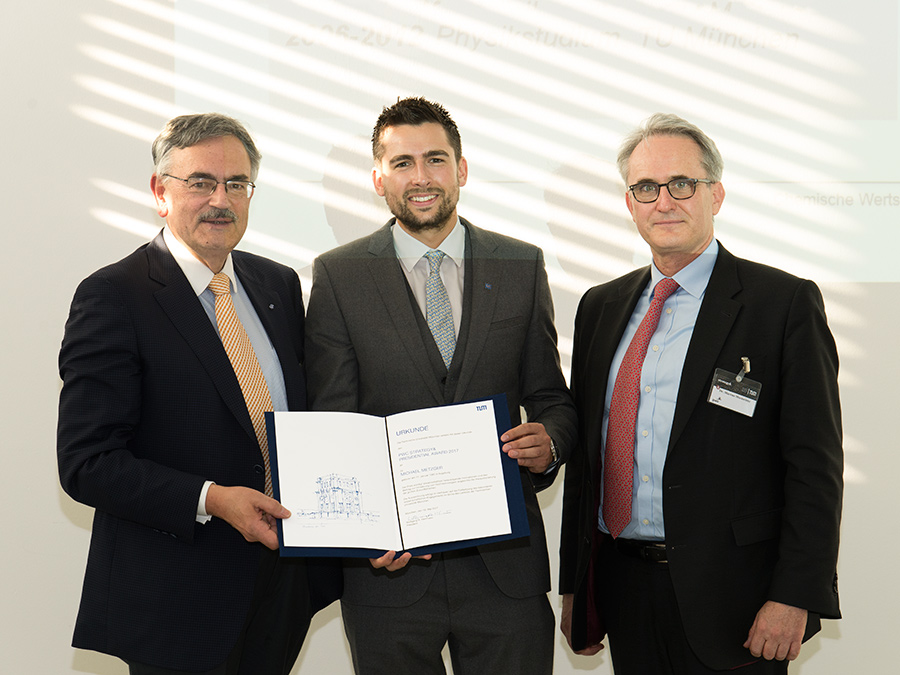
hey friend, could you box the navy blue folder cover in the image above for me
[265,394,530,558]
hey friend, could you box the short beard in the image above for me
[386,187,458,233]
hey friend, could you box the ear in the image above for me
[457,156,468,188]
[711,181,726,216]
[372,165,385,197]
[625,190,636,221]
[150,174,168,218]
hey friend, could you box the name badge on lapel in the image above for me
[707,357,761,417]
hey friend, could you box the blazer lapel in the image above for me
[454,221,501,398]
[582,268,650,469]
[668,245,742,452]
[234,253,306,411]
[147,233,257,443]
[367,222,446,404]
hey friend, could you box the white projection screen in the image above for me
[3,1,896,673]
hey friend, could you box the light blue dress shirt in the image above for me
[598,240,718,540]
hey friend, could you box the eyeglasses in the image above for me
[628,178,713,203]
[162,173,256,199]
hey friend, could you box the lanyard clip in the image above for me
[735,356,751,383]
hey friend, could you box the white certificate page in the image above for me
[272,411,403,551]
[386,400,511,550]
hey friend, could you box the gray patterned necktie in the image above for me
[424,249,456,369]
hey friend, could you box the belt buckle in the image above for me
[641,542,668,564]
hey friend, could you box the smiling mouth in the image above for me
[407,191,441,205]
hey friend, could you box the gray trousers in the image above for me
[342,549,554,675]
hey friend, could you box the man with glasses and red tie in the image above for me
[559,113,843,674]
[58,113,338,675]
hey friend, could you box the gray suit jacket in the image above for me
[305,218,577,607]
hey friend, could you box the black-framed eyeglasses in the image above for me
[162,173,256,199]
[628,178,713,203]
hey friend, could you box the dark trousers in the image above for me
[128,548,312,675]
[341,549,554,675]
[597,538,788,675]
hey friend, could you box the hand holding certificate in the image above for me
[266,395,529,557]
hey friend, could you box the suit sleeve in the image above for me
[57,273,206,541]
[770,279,843,617]
[304,257,360,413]
[558,290,591,594]
[518,250,578,491]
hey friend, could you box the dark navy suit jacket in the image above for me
[58,231,339,671]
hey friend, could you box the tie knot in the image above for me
[653,278,679,303]
[208,272,231,297]
[424,249,446,273]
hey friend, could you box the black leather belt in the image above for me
[615,538,668,563]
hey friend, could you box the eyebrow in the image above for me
[388,149,450,165]
[634,173,691,183]
[187,171,251,182]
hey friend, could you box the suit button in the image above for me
[253,464,264,475]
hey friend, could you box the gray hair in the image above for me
[152,113,262,180]
[616,113,723,184]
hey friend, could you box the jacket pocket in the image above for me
[489,315,525,331]
[731,508,782,546]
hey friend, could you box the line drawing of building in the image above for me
[316,473,363,518]
[293,473,379,524]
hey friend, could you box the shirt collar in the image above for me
[650,238,718,299]
[162,226,236,297]
[392,218,465,273]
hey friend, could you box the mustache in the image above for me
[198,208,237,222]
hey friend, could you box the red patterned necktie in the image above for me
[603,278,680,538]
[208,273,275,497]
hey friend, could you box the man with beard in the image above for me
[58,113,339,674]
[305,97,577,674]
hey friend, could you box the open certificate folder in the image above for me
[265,395,529,557]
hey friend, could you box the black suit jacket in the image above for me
[305,219,577,607]
[560,244,842,669]
[57,232,337,671]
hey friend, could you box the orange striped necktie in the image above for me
[208,272,274,497]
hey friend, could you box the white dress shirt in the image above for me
[392,219,466,338]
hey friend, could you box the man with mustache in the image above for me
[305,97,577,674]
[58,113,339,674]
